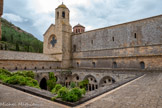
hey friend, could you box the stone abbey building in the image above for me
[0,3,162,90]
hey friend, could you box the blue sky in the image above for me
[2,0,162,41]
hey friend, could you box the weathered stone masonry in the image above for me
[72,15,162,70]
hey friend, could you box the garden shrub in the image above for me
[57,87,69,100]
[66,91,78,102]
[70,82,76,88]
[0,74,9,81]
[79,79,89,89]
[0,69,12,76]
[47,72,56,91]
[51,84,62,94]
[70,87,82,99]
[55,87,85,102]
[81,88,86,95]
[26,77,40,89]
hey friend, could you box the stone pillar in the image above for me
[0,0,3,41]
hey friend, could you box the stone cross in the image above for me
[50,37,57,47]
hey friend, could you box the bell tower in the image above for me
[55,3,70,26]
[43,3,72,68]
[55,3,72,68]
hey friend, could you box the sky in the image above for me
[2,0,162,41]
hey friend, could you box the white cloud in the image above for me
[3,13,27,23]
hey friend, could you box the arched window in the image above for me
[57,12,59,19]
[113,62,117,68]
[15,67,18,70]
[76,76,79,80]
[92,62,96,67]
[91,40,93,44]
[42,66,44,69]
[24,67,27,70]
[73,45,76,52]
[140,61,145,69]
[62,11,65,18]
[76,29,78,33]
[134,33,137,38]
[78,29,80,33]
[112,37,114,41]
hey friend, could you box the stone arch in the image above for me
[71,74,80,86]
[140,61,145,69]
[40,77,47,90]
[84,75,98,91]
[62,11,65,18]
[65,75,71,87]
[99,76,115,87]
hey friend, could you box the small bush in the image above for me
[55,87,85,102]
[0,69,12,76]
[70,82,76,88]
[47,72,56,91]
[81,88,86,95]
[26,77,40,89]
[0,74,9,81]
[57,87,69,99]
[66,91,78,102]
[51,84,62,94]
[79,79,89,89]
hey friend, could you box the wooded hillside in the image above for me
[0,18,43,53]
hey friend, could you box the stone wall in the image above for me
[0,51,61,70]
[72,15,162,70]
[72,15,162,52]
[72,56,162,70]
[0,50,61,61]
[0,60,61,70]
